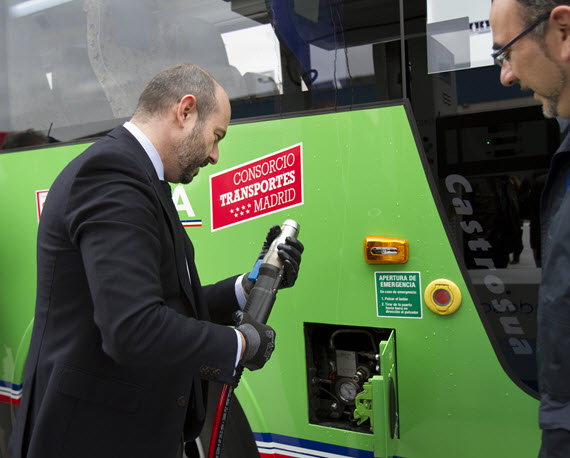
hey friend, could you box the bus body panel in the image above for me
[0,105,540,457]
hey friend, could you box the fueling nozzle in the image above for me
[244,219,300,324]
[210,219,300,458]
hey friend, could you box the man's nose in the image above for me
[500,61,518,87]
[208,146,219,165]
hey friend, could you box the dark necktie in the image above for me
[158,180,197,312]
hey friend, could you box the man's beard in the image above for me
[541,88,562,119]
[174,122,208,184]
[539,44,566,119]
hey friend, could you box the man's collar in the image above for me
[123,121,165,180]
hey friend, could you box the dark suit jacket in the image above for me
[9,126,240,458]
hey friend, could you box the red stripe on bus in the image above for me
[0,394,21,405]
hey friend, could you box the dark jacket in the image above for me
[9,126,240,458]
[538,131,570,430]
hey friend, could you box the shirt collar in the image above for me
[123,121,164,180]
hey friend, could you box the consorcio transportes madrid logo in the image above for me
[209,143,304,231]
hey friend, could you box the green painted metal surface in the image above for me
[0,143,93,384]
[189,106,540,457]
[354,381,374,428]
[376,331,398,457]
[0,106,540,457]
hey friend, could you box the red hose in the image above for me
[208,383,233,458]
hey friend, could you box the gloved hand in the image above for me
[234,310,276,371]
[242,225,304,295]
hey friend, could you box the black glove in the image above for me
[234,310,276,371]
[278,235,304,288]
[242,225,304,294]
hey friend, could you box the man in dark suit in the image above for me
[490,1,570,456]
[9,63,303,458]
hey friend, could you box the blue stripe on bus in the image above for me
[254,432,405,458]
[0,380,23,405]
[181,219,202,227]
[0,380,22,390]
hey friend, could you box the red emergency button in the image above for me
[433,289,451,306]
[424,279,462,316]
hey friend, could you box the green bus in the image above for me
[0,1,559,457]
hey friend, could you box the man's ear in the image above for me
[551,6,570,61]
[175,94,197,128]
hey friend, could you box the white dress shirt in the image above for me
[123,121,244,368]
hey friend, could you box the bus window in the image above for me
[434,105,560,395]
[222,24,283,96]
[1,0,285,145]
[0,0,419,145]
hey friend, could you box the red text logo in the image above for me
[210,144,303,231]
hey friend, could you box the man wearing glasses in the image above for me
[490,1,570,456]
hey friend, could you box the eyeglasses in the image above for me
[491,12,551,67]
